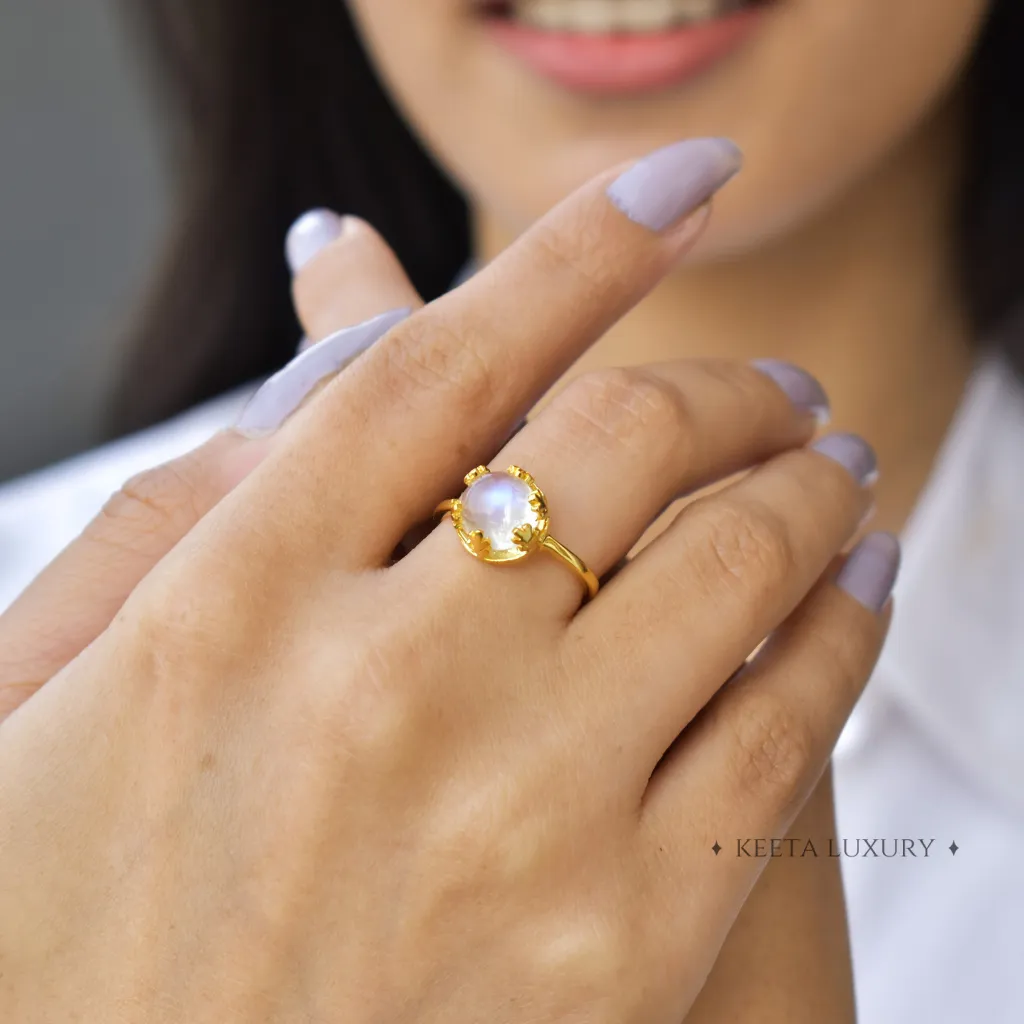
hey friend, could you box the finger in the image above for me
[0,215,428,722]
[237,214,426,435]
[639,533,900,924]
[0,431,271,722]
[289,212,440,560]
[573,433,877,761]
[406,358,831,614]
[240,138,740,567]
[0,218,421,721]
[288,211,423,342]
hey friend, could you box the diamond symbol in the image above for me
[949,841,959,856]
[712,841,722,855]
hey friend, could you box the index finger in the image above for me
[248,137,741,565]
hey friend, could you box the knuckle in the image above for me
[110,545,276,680]
[529,912,638,1015]
[341,686,420,764]
[688,497,796,598]
[93,456,211,550]
[105,570,286,733]
[122,559,248,653]
[430,783,537,889]
[559,368,689,456]
[309,637,425,765]
[378,313,499,420]
[109,581,227,698]
[728,691,814,803]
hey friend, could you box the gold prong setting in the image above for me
[466,530,492,557]
[452,465,550,564]
[434,464,600,600]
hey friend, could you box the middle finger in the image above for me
[406,357,831,614]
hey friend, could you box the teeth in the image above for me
[514,0,746,33]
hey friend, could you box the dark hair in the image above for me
[112,0,1023,434]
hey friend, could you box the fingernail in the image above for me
[751,359,831,425]
[285,208,344,273]
[836,532,901,613]
[811,432,878,487]
[606,137,743,233]
[235,307,411,436]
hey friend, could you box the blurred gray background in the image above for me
[0,0,168,483]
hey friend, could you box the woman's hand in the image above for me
[0,139,897,1022]
[288,213,862,1024]
[0,214,423,721]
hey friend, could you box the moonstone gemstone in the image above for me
[459,472,540,553]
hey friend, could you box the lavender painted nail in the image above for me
[836,532,901,613]
[235,307,411,436]
[811,432,878,486]
[285,208,344,273]
[606,137,743,232]
[751,359,831,424]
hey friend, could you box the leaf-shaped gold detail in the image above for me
[507,465,534,484]
[512,524,534,550]
[467,530,491,557]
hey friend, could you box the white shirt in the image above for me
[833,353,1024,1022]
[0,357,1021,1022]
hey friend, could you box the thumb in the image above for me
[0,430,268,721]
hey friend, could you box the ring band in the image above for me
[434,465,600,601]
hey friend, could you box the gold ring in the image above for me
[434,465,599,601]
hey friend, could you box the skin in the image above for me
[292,221,858,1021]
[347,0,988,536]
[335,0,990,1014]
[0,164,887,1021]
[0,0,990,1016]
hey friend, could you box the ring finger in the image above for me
[406,356,839,615]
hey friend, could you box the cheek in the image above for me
[347,0,991,254]
[706,0,992,251]
[345,0,479,165]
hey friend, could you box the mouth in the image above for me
[477,0,773,94]
[481,0,766,34]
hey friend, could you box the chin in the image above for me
[350,0,990,255]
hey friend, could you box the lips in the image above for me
[478,0,770,94]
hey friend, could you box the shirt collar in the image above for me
[835,352,1024,816]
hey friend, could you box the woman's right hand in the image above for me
[0,138,897,1023]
